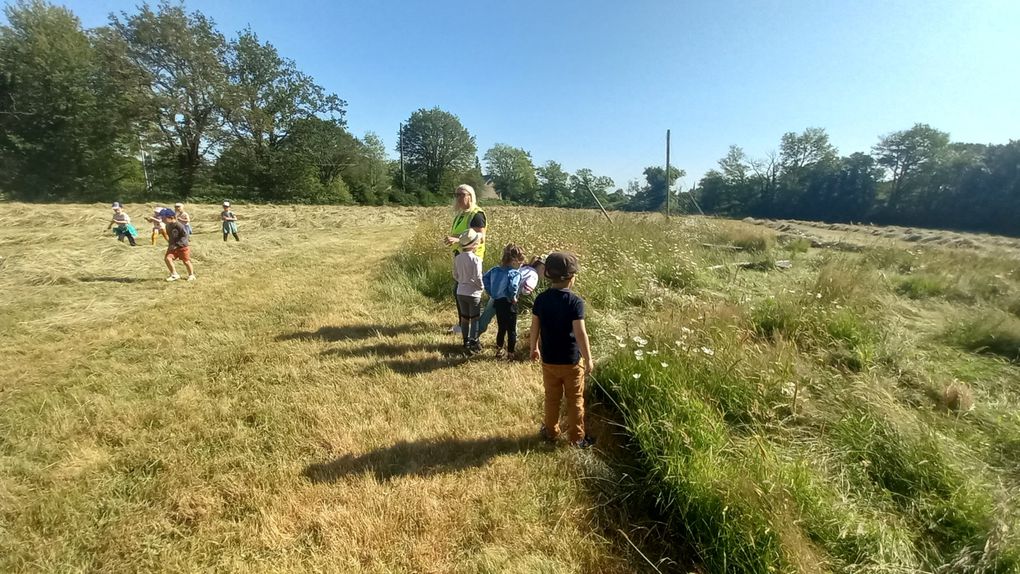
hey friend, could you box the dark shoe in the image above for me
[494,347,505,359]
[573,435,596,449]
[539,425,556,443]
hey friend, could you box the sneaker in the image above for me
[539,425,556,443]
[187,275,196,281]
[166,274,180,282]
[573,435,597,449]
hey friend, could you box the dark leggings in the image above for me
[223,232,240,241]
[494,299,518,353]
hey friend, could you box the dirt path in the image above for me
[0,206,639,573]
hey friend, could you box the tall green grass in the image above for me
[393,209,1020,573]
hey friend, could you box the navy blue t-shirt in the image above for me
[532,288,586,365]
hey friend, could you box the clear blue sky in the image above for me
[51,0,1020,190]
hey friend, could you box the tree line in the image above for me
[696,126,1020,236]
[2,1,1017,236]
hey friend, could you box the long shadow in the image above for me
[303,434,543,483]
[275,322,433,342]
[77,276,151,284]
[321,341,464,359]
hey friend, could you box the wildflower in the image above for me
[632,373,641,380]
[617,342,626,348]
[660,362,669,368]
[613,334,624,342]
[649,350,659,356]
[632,336,648,347]
[634,349,645,360]
[816,292,823,299]
[701,347,715,356]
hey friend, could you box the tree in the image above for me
[218,28,346,198]
[0,0,140,200]
[626,166,684,212]
[873,123,950,213]
[397,107,476,203]
[344,132,391,205]
[111,1,228,196]
[536,161,571,207]
[569,168,615,209]
[718,145,749,183]
[483,143,537,204]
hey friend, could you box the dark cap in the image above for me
[544,251,579,282]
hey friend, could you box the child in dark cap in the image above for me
[529,251,595,448]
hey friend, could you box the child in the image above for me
[106,203,138,246]
[479,254,545,334]
[159,208,195,282]
[530,252,595,448]
[482,244,525,359]
[221,201,240,241]
[452,229,484,353]
[516,254,547,312]
[174,202,192,235]
[144,208,170,245]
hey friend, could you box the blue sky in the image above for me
[50,0,1020,190]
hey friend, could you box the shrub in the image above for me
[750,298,802,340]
[946,312,1020,363]
[895,274,952,300]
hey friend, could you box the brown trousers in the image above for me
[542,362,586,442]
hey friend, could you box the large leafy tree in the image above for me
[873,123,950,213]
[111,1,228,196]
[218,28,346,198]
[569,168,615,209]
[626,166,684,212]
[397,107,476,202]
[0,0,139,200]
[536,161,571,207]
[483,143,537,204]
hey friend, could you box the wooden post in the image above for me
[586,186,613,223]
[399,122,405,194]
[665,129,671,218]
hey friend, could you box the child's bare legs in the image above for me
[182,259,194,277]
[164,253,177,276]
[151,231,158,245]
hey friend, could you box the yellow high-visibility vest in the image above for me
[450,207,486,259]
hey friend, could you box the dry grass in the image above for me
[0,203,642,573]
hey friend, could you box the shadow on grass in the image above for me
[303,434,543,483]
[322,341,464,359]
[275,322,433,342]
[77,275,152,283]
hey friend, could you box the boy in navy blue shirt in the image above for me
[529,252,595,448]
[483,243,525,359]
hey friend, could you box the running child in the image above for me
[144,208,170,245]
[106,202,138,246]
[482,243,525,359]
[530,252,595,448]
[160,208,195,282]
[221,201,240,241]
[452,229,484,353]
[174,202,192,235]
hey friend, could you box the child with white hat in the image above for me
[452,229,484,353]
[220,201,240,242]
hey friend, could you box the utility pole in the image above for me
[399,122,405,194]
[665,129,671,218]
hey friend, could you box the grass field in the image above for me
[2,203,1020,573]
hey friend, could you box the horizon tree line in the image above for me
[2,0,1017,235]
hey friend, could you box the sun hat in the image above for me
[174,202,183,208]
[111,202,122,210]
[544,251,579,282]
[153,207,162,215]
[222,200,230,207]
[458,229,481,249]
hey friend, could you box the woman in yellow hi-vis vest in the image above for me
[444,184,487,258]
[444,184,487,334]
